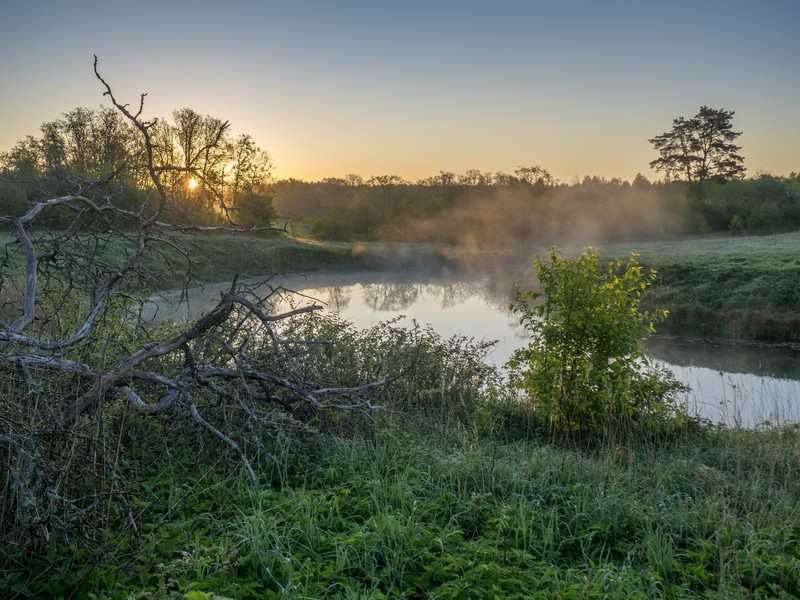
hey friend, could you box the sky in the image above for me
[1,0,798,183]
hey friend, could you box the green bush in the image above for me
[0,181,27,217]
[507,247,685,437]
[234,192,278,228]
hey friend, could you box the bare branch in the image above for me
[1,59,398,552]
[189,402,257,486]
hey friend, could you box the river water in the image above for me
[146,270,800,428]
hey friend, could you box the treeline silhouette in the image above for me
[274,172,800,245]
[0,107,277,229]
[2,105,798,244]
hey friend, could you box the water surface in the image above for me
[148,271,800,428]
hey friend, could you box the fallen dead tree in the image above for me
[0,59,397,550]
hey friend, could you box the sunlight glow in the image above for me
[188,178,198,190]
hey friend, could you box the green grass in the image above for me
[600,232,800,341]
[5,421,799,599]
[3,229,799,598]
[5,229,798,339]
[0,232,458,292]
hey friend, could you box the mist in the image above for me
[273,177,695,255]
[405,181,691,250]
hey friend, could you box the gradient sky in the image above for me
[1,0,798,183]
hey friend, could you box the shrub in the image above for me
[0,181,27,217]
[507,248,685,437]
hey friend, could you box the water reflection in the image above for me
[669,366,800,429]
[280,279,799,428]
[147,272,800,428]
[645,335,800,380]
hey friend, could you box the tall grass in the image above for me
[3,232,799,598]
[5,416,798,599]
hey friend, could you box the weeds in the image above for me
[6,420,797,598]
[2,239,799,598]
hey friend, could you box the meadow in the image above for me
[7,417,799,599]
[599,231,800,341]
[2,231,799,598]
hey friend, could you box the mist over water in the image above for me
[408,184,689,249]
[274,179,694,251]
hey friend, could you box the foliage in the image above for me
[0,283,497,554]
[507,247,685,435]
[5,421,800,599]
[695,175,800,233]
[649,106,746,190]
[0,61,382,558]
[276,172,800,246]
[0,105,275,228]
[0,181,27,217]
[233,192,278,228]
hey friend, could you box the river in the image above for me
[146,270,800,428]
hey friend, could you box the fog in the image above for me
[407,183,690,250]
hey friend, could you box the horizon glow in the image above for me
[1,1,798,183]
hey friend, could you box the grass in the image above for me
[4,229,798,341]
[5,420,799,599]
[0,232,458,293]
[2,229,799,598]
[111,234,378,289]
[597,232,800,342]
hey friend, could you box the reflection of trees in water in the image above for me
[645,336,800,380]
[318,286,352,311]
[432,282,481,309]
[362,283,421,312]
[271,286,354,312]
[359,281,501,312]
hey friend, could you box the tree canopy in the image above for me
[0,105,276,228]
[649,106,745,189]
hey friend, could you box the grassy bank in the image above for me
[3,230,798,341]
[6,420,799,599]
[598,232,800,342]
[1,232,461,288]
[133,235,377,289]
[3,234,799,598]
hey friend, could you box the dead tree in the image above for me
[0,59,393,549]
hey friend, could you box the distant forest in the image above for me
[2,106,799,245]
[272,171,800,245]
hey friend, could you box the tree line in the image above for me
[0,106,277,228]
[268,106,796,243]
[2,104,799,242]
[272,172,800,244]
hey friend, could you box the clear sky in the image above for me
[1,0,798,183]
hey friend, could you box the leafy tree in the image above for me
[0,181,26,217]
[458,168,493,186]
[1,105,276,227]
[227,134,275,226]
[507,248,684,435]
[514,165,557,188]
[0,58,379,553]
[366,174,408,186]
[649,106,745,191]
[235,191,278,228]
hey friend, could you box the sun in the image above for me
[188,178,199,190]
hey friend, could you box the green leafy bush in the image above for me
[507,247,685,436]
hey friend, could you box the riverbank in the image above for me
[159,231,799,343]
[6,230,795,341]
[604,232,800,343]
[5,232,800,598]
